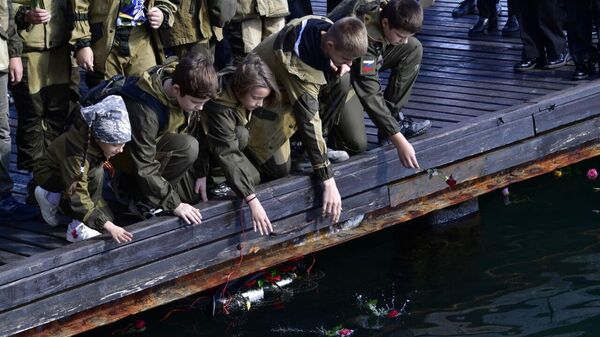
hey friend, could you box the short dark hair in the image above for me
[380,0,423,34]
[325,17,368,59]
[172,51,219,99]
[232,53,281,107]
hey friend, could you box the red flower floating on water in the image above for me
[387,309,399,318]
[337,328,354,336]
[587,168,598,180]
[133,320,146,330]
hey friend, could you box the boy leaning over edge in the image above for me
[245,16,369,224]
[327,0,427,168]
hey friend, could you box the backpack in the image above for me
[80,74,169,131]
[327,0,381,22]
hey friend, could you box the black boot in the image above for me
[514,58,539,72]
[469,17,497,35]
[573,63,590,80]
[452,0,477,17]
[501,15,519,36]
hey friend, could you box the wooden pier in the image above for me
[3,1,600,336]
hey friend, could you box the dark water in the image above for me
[83,165,600,337]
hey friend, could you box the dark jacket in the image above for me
[203,69,260,198]
[120,58,198,211]
[34,115,113,231]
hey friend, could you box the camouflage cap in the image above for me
[81,95,132,144]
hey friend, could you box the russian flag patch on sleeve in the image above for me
[360,55,377,75]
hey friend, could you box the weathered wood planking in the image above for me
[18,139,600,337]
[3,0,598,335]
[2,77,597,310]
[3,81,600,335]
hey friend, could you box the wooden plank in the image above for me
[391,115,600,205]
[0,250,25,265]
[0,226,66,250]
[1,186,390,337]
[0,89,541,288]
[0,237,46,257]
[17,139,600,337]
[534,97,600,134]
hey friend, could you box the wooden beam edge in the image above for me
[17,139,600,337]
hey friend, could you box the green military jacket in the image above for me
[350,10,402,138]
[232,0,289,21]
[248,15,332,181]
[121,58,196,211]
[70,0,176,73]
[0,0,23,71]
[34,115,114,231]
[13,0,70,51]
[159,0,223,49]
[203,69,260,199]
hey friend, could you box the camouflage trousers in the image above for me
[12,45,71,172]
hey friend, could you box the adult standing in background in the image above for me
[11,0,72,204]
[0,0,39,221]
[70,0,177,88]
[566,0,600,80]
[227,0,290,65]
[513,0,566,72]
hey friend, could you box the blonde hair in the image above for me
[324,17,368,59]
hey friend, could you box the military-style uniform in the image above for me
[158,0,226,60]
[0,0,22,194]
[247,16,339,182]
[70,0,176,87]
[11,0,71,172]
[202,68,259,199]
[34,115,114,231]
[228,0,289,63]
[112,58,204,211]
[327,9,422,152]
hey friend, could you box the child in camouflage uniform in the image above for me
[34,95,133,244]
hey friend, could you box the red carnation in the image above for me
[387,309,399,318]
[244,279,257,287]
[337,328,354,336]
[445,176,457,187]
[133,319,146,330]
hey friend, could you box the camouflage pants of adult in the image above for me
[12,45,71,172]
[228,16,286,64]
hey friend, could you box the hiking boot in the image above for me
[399,117,432,139]
[327,148,350,163]
[0,192,40,222]
[66,220,101,242]
[35,186,64,226]
[209,182,234,198]
[128,200,163,220]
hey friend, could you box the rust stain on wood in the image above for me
[16,141,600,337]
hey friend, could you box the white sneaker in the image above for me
[66,220,101,242]
[327,148,350,163]
[34,186,60,226]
